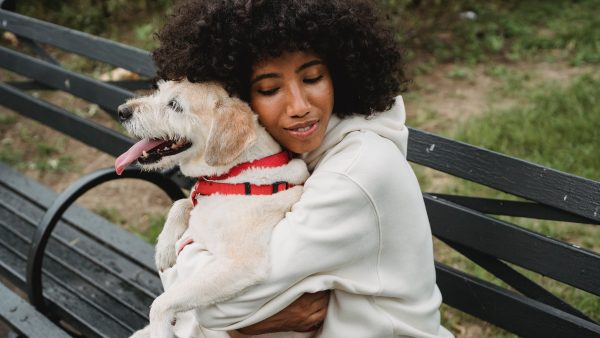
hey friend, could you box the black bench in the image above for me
[0,7,599,338]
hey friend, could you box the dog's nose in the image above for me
[118,104,133,122]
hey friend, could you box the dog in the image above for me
[115,80,311,338]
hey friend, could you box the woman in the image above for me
[153,0,453,337]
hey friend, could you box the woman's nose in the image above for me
[286,83,311,117]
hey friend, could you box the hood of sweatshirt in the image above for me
[303,96,409,170]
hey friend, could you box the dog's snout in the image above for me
[118,104,133,122]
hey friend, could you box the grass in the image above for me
[130,213,166,244]
[94,207,165,244]
[456,74,600,180]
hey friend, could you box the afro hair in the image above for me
[153,0,407,117]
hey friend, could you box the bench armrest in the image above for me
[26,167,186,314]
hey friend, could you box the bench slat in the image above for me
[6,79,153,91]
[437,263,600,337]
[0,218,147,334]
[409,128,600,223]
[0,9,155,77]
[0,45,135,115]
[429,194,600,225]
[0,282,70,338]
[0,164,161,337]
[0,244,133,338]
[0,163,156,269]
[442,238,592,321]
[0,81,134,157]
[0,186,161,296]
[426,194,600,296]
[0,213,155,317]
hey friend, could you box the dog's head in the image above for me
[115,80,257,176]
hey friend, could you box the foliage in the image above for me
[382,0,600,65]
[15,0,173,47]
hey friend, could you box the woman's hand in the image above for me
[236,291,330,334]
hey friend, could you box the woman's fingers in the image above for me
[296,304,328,332]
[237,291,330,334]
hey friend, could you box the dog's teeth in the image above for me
[164,147,170,151]
[142,150,148,157]
[171,144,178,149]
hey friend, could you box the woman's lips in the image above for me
[285,120,319,138]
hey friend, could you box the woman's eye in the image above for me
[168,99,183,112]
[257,88,279,96]
[304,75,323,84]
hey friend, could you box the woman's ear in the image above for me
[204,98,257,166]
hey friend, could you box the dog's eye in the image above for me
[167,99,183,113]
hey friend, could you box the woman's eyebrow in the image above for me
[251,73,279,84]
[251,59,324,84]
[297,59,323,72]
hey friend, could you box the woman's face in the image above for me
[250,51,334,154]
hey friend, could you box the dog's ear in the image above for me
[204,98,257,166]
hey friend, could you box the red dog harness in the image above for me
[178,151,297,255]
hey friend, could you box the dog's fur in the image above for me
[120,80,310,338]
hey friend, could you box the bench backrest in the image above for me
[1,8,599,337]
[409,129,600,336]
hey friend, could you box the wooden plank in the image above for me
[0,242,130,338]
[426,194,600,296]
[6,79,153,91]
[0,282,70,338]
[436,263,600,337]
[0,9,155,77]
[0,82,134,158]
[409,128,600,223]
[442,239,592,321]
[0,207,159,304]
[429,194,600,225]
[0,214,148,334]
[0,164,161,337]
[0,163,157,270]
[0,45,135,115]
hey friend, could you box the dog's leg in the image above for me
[155,198,194,272]
[148,241,271,338]
[129,324,151,338]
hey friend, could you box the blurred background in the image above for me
[0,1,598,336]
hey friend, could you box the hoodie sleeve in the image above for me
[194,168,381,330]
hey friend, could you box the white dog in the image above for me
[115,80,311,338]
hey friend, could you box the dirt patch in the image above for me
[404,61,595,133]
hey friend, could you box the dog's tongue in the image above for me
[115,138,164,175]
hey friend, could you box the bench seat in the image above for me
[0,162,159,338]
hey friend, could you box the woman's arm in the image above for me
[195,170,380,330]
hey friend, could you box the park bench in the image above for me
[0,5,599,338]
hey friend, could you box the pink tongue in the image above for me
[115,138,164,175]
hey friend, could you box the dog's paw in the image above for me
[171,198,194,221]
[155,239,177,272]
[129,325,151,338]
[149,301,176,338]
[154,198,194,272]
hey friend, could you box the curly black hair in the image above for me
[153,0,407,117]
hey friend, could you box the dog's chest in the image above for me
[186,190,298,244]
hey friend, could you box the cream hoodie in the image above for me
[175,97,453,338]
